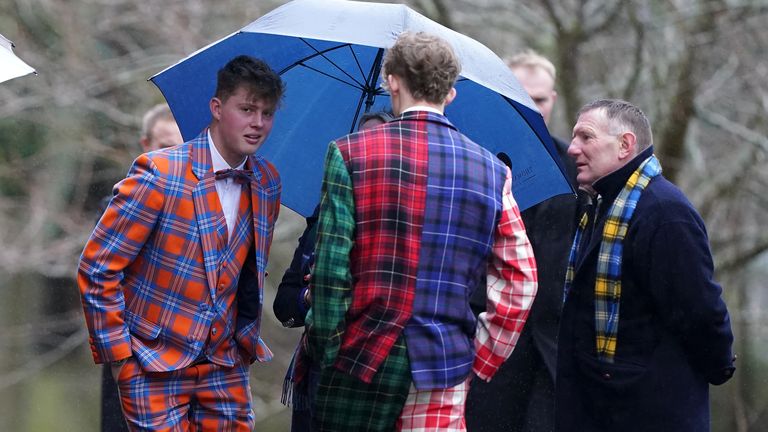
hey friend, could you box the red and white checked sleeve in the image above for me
[473,166,538,381]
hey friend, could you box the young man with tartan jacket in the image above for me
[78,55,284,431]
[556,99,735,431]
[305,31,538,431]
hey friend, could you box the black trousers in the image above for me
[101,364,129,432]
[465,335,555,432]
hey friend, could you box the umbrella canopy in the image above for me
[0,33,36,84]
[151,0,573,217]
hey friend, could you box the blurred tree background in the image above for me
[0,0,766,431]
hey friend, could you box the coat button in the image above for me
[211,327,218,335]
[602,372,612,380]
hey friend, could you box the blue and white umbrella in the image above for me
[0,33,36,84]
[152,0,572,217]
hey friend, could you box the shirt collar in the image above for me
[207,130,246,172]
[402,105,443,115]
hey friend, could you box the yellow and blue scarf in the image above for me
[564,155,661,363]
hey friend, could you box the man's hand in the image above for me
[110,357,130,380]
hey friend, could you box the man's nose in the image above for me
[250,113,264,128]
[567,141,579,156]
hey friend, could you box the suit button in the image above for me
[602,372,612,380]
[211,327,218,335]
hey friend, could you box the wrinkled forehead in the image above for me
[577,108,614,130]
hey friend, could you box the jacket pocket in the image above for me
[574,350,648,391]
[124,310,162,340]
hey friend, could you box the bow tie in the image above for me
[214,168,253,184]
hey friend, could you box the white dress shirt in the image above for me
[402,105,444,115]
[208,131,247,240]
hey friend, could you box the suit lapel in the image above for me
[246,156,266,294]
[190,129,226,293]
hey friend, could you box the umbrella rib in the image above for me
[297,38,365,88]
[347,44,367,83]
[296,63,362,90]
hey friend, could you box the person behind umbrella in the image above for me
[78,55,284,431]
[274,111,395,330]
[466,49,579,432]
[274,110,394,432]
[306,31,538,431]
[98,103,184,432]
[555,99,735,431]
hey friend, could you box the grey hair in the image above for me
[577,99,653,152]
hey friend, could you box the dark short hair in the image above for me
[357,111,394,130]
[215,55,285,106]
[578,99,653,152]
[382,32,460,104]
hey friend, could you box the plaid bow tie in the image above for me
[214,168,253,184]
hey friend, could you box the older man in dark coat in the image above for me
[556,99,735,431]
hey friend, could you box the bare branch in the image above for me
[716,235,768,274]
[695,108,768,155]
[622,3,646,100]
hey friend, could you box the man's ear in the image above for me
[139,137,150,153]
[386,74,399,94]
[618,131,637,160]
[444,87,457,106]
[210,97,222,121]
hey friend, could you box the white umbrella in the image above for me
[0,33,36,84]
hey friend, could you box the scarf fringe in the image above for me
[281,343,310,410]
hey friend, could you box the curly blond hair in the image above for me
[382,32,460,104]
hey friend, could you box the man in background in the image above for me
[467,49,578,432]
[139,104,184,152]
[99,103,183,432]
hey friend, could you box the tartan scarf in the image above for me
[564,155,662,363]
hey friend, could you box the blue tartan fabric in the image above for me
[402,117,507,389]
[564,154,661,362]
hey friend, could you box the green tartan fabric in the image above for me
[306,142,355,368]
[313,336,412,432]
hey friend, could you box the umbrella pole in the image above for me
[349,48,386,134]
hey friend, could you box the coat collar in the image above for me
[593,146,655,204]
[396,110,458,132]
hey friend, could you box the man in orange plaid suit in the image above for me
[78,55,284,431]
